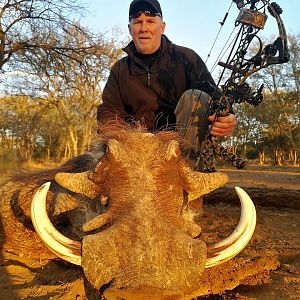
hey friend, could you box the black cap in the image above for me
[129,0,163,20]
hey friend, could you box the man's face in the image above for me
[129,13,165,55]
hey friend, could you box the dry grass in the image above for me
[0,163,52,186]
[217,160,300,173]
[1,158,299,186]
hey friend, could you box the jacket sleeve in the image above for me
[97,61,126,127]
[185,49,222,99]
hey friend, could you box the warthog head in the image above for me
[30,126,256,296]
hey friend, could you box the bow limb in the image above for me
[262,0,289,67]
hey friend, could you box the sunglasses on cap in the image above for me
[129,10,162,20]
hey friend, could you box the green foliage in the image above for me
[245,144,259,160]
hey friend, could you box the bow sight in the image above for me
[196,0,290,172]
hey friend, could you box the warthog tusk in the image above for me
[205,187,256,268]
[31,182,82,265]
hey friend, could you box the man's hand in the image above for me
[208,114,236,137]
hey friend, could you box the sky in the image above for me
[80,0,299,76]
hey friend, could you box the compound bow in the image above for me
[195,0,290,172]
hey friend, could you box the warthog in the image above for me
[1,125,256,299]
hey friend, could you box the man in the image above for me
[97,0,236,216]
[97,0,236,144]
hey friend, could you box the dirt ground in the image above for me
[201,167,300,299]
[0,166,299,299]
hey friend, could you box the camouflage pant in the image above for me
[174,89,210,152]
[174,89,210,216]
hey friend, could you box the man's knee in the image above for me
[180,89,210,106]
[180,89,197,100]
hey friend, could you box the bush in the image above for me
[246,147,259,160]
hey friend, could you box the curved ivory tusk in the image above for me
[205,187,256,268]
[31,182,82,265]
[208,186,253,250]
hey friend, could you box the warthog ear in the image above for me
[106,139,120,160]
[55,171,101,199]
[166,140,180,161]
[179,163,228,201]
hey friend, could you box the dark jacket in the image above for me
[97,35,216,130]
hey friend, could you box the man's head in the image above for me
[128,0,165,55]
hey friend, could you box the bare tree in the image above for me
[0,0,91,71]
[0,0,125,163]
[0,95,62,161]
[7,24,123,158]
